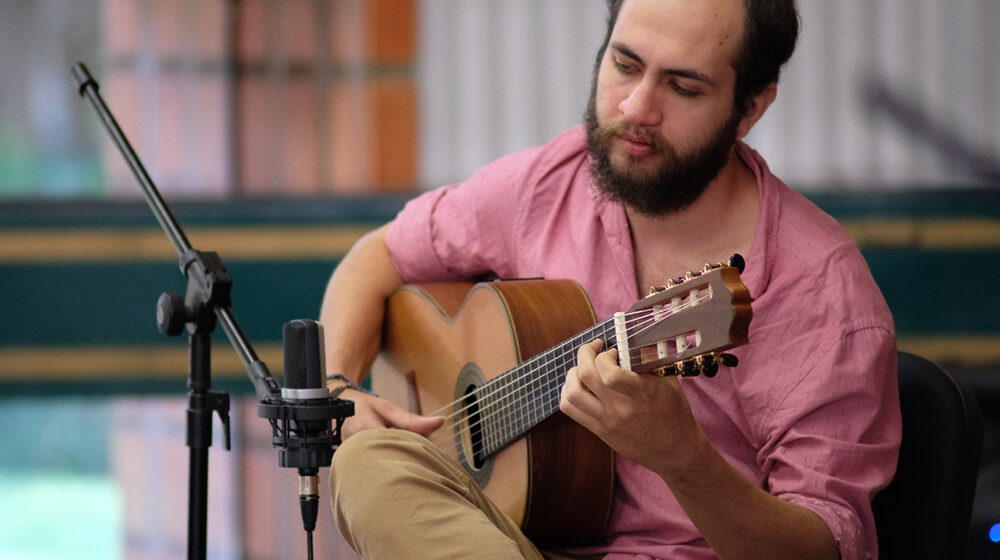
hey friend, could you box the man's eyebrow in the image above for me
[611,42,645,65]
[665,68,716,87]
[610,41,717,87]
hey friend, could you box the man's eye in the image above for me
[672,83,699,97]
[613,58,637,74]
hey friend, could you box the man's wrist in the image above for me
[326,374,378,398]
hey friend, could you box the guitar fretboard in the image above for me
[475,317,618,458]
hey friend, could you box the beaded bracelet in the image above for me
[326,374,378,398]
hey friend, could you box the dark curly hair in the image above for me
[595,0,799,114]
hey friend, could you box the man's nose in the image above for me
[618,77,663,127]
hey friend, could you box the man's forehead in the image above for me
[614,0,745,42]
[612,0,745,68]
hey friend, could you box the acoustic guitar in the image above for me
[371,259,752,547]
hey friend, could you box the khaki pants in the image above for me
[330,429,599,560]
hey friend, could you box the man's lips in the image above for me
[617,134,655,157]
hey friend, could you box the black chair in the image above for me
[872,351,984,559]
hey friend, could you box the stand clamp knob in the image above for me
[157,292,187,336]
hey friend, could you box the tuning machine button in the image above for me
[695,354,719,378]
[720,353,738,367]
[728,254,746,273]
[675,360,699,377]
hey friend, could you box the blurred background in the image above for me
[0,0,997,558]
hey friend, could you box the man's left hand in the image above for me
[560,339,708,478]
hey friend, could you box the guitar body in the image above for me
[371,280,615,547]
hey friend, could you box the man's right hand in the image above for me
[338,388,444,440]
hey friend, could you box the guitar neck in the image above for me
[449,262,751,461]
[477,317,617,457]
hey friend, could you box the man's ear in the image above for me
[736,82,778,140]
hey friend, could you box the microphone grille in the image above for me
[283,319,325,389]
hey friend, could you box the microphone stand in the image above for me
[71,62,353,560]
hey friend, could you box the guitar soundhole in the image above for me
[453,363,494,488]
[463,386,487,469]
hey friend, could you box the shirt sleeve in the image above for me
[757,325,900,560]
[385,148,539,283]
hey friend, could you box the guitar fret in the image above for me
[499,322,603,452]
[477,318,618,458]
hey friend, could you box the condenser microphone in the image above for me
[257,318,352,557]
[281,319,332,548]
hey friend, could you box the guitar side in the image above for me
[371,280,615,547]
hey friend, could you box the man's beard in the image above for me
[584,91,742,217]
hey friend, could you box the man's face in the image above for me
[585,0,747,216]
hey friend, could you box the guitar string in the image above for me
[428,303,695,459]
[426,306,654,423]
[426,291,712,457]
[427,289,709,423]
[427,290,710,435]
[429,320,622,458]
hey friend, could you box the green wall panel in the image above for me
[0,260,338,346]
[864,248,1000,334]
[1,191,996,395]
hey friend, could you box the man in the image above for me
[320,0,901,558]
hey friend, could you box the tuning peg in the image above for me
[694,354,719,378]
[720,353,739,367]
[673,276,686,286]
[676,360,699,377]
[728,254,746,273]
[648,285,667,295]
[684,270,702,280]
[651,366,670,377]
[695,361,717,377]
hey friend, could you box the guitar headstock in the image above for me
[615,255,752,377]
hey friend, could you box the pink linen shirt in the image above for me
[385,126,901,560]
